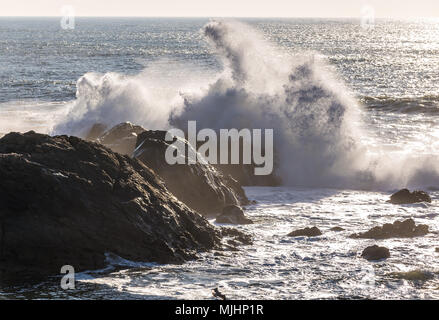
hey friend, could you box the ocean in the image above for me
[1,17,439,299]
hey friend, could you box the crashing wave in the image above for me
[52,20,439,190]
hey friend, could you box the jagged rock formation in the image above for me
[389,189,431,204]
[86,122,145,156]
[361,245,390,261]
[133,130,249,216]
[213,164,281,187]
[0,131,243,283]
[350,218,428,239]
[215,205,253,225]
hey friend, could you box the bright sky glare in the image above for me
[0,0,439,18]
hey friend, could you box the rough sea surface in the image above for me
[1,17,439,299]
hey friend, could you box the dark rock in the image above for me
[0,131,232,283]
[350,218,429,239]
[215,205,253,225]
[388,270,434,281]
[221,227,253,245]
[330,226,345,232]
[89,122,145,156]
[212,287,226,300]
[133,130,249,216]
[288,226,322,237]
[361,245,390,261]
[389,189,431,204]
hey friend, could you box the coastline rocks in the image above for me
[350,218,428,239]
[361,245,390,261]
[221,227,253,246]
[133,130,249,216]
[389,189,431,204]
[0,131,226,283]
[215,205,253,225]
[330,226,345,232]
[288,226,322,237]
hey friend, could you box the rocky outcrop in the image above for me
[132,130,249,216]
[86,122,145,156]
[361,245,390,261]
[215,205,253,225]
[287,226,322,237]
[350,219,428,239]
[213,164,281,186]
[0,131,246,283]
[389,189,431,204]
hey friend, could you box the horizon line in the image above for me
[0,15,438,19]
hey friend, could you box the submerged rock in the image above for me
[389,189,431,204]
[350,218,428,239]
[133,130,249,216]
[215,205,253,225]
[361,245,390,261]
[288,226,322,237]
[330,226,345,232]
[0,131,229,283]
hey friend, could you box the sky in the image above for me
[0,0,439,18]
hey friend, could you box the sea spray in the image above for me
[173,20,370,188]
[52,20,439,190]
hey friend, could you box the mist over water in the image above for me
[50,20,439,190]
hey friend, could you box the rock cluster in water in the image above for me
[350,218,428,239]
[287,226,322,237]
[389,189,432,204]
[0,131,248,283]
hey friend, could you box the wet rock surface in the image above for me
[215,205,253,225]
[0,131,231,283]
[361,245,390,261]
[133,130,248,216]
[287,226,322,237]
[350,218,429,239]
[389,189,431,204]
[213,163,281,187]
